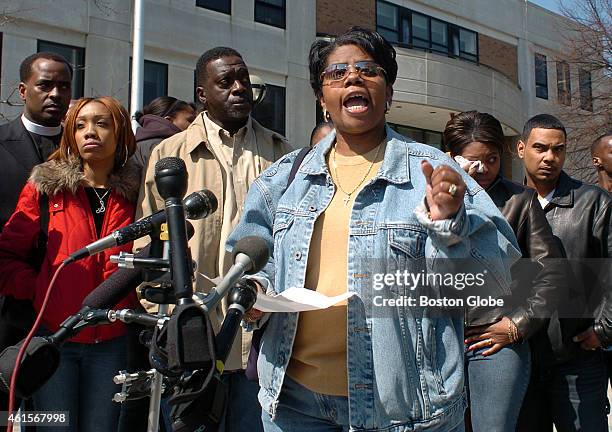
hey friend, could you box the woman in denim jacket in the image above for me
[228,27,520,432]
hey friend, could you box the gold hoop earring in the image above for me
[323,108,331,122]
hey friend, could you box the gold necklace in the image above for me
[332,143,383,206]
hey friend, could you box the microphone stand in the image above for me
[145,224,171,432]
[112,223,171,432]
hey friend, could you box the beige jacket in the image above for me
[135,113,291,370]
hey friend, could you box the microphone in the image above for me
[215,279,258,364]
[155,157,193,303]
[202,236,269,311]
[80,220,196,312]
[65,189,217,264]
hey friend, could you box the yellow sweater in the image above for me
[286,142,385,396]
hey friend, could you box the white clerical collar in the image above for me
[537,188,556,208]
[21,114,61,136]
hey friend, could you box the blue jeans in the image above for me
[33,337,127,432]
[262,376,465,432]
[517,351,608,432]
[222,370,263,432]
[466,342,531,432]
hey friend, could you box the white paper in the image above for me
[253,287,356,313]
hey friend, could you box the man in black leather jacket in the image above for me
[516,114,611,432]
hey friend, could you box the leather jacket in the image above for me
[535,171,611,361]
[466,177,566,342]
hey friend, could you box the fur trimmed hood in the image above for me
[29,157,142,203]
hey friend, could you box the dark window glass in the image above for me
[556,61,571,106]
[579,69,593,111]
[535,53,548,99]
[252,84,285,135]
[129,59,168,107]
[196,0,230,14]
[412,12,429,48]
[376,1,478,62]
[389,123,444,150]
[376,1,399,43]
[431,19,448,53]
[401,16,411,44]
[255,0,286,29]
[37,40,85,99]
[425,131,443,150]
[450,25,460,56]
[458,28,477,61]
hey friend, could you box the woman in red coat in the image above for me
[0,96,140,431]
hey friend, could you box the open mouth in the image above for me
[343,94,369,114]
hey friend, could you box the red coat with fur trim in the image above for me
[0,157,141,343]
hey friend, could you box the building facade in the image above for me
[0,0,601,180]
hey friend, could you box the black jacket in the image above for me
[466,177,566,341]
[537,171,611,358]
[0,117,47,231]
[0,117,62,338]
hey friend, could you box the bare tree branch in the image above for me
[553,0,612,182]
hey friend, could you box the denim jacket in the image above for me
[227,127,520,431]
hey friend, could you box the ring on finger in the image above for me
[448,183,458,197]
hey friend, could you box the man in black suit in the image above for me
[0,52,72,420]
[0,52,72,229]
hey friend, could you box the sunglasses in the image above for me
[321,61,387,84]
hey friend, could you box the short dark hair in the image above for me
[590,131,612,155]
[309,26,398,97]
[195,47,243,87]
[19,52,73,82]
[444,111,505,156]
[310,121,334,146]
[134,96,194,125]
[522,114,566,141]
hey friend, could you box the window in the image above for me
[579,69,593,111]
[411,12,429,49]
[252,84,285,135]
[534,53,548,99]
[255,0,286,29]
[375,1,478,62]
[129,59,168,107]
[196,0,230,14]
[389,123,444,150]
[431,18,448,53]
[556,61,571,106]
[376,1,399,43]
[37,40,85,99]
[458,28,477,62]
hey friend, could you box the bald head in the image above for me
[591,133,612,157]
[591,133,612,192]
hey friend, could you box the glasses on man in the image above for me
[321,61,387,85]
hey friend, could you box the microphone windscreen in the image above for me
[0,337,59,399]
[184,190,218,220]
[82,244,150,308]
[231,236,269,275]
[155,157,188,200]
[155,157,186,176]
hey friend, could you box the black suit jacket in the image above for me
[0,117,44,231]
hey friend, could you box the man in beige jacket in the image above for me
[135,46,291,430]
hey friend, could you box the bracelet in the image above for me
[508,319,520,343]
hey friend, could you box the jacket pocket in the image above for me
[387,227,427,296]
